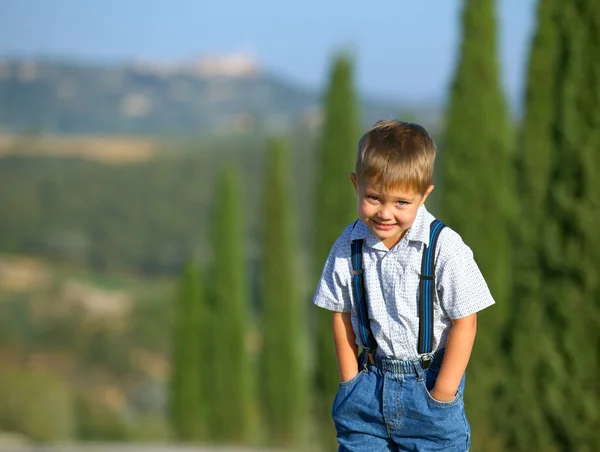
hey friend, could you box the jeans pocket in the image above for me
[332,369,368,417]
[339,369,367,388]
[418,379,461,407]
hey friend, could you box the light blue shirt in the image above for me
[313,205,495,360]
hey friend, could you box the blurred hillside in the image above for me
[0,55,441,135]
[0,131,318,276]
[0,251,176,443]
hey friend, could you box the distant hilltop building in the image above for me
[0,52,261,79]
[193,52,259,77]
[134,52,260,78]
[0,61,39,82]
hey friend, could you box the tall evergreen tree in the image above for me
[313,52,360,446]
[504,0,561,449]
[260,138,308,445]
[509,0,600,449]
[439,0,512,447]
[170,260,203,441]
[209,167,255,442]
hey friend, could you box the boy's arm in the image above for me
[430,313,477,402]
[332,312,359,382]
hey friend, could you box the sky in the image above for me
[0,0,537,107]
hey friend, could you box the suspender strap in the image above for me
[350,239,378,353]
[418,219,446,354]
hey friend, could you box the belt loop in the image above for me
[420,353,433,371]
[359,350,369,371]
[413,358,425,381]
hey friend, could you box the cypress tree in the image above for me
[504,0,561,449]
[260,138,308,445]
[313,52,360,445]
[209,167,254,442]
[509,0,600,449]
[439,0,512,447]
[170,260,203,441]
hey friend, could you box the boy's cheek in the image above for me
[358,201,373,214]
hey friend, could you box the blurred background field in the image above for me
[1,0,599,451]
[0,134,157,163]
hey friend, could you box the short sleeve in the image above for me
[436,229,495,319]
[312,229,353,313]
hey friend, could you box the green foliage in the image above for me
[438,0,513,448]
[509,0,600,450]
[0,266,176,443]
[74,392,128,441]
[259,138,308,445]
[505,0,562,449]
[0,294,35,345]
[0,370,74,442]
[124,415,172,441]
[130,292,174,353]
[170,261,204,441]
[314,53,360,263]
[0,155,204,274]
[0,139,271,271]
[207,167,255,442]
[312,52,361,446]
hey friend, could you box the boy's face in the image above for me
[351,174,434,249]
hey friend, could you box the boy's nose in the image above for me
[378,206,393,220]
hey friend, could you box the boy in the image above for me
[313,120,495,451]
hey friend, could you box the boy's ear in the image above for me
[420,185,435,205]
[350,173,358,191]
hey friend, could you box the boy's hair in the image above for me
[355,120,436,194]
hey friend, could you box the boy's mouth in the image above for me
[372,220,397,231]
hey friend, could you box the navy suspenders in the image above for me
[416,219,446,354]
[351,239,378,353]
[350,219,446,358]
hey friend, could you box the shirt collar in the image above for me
[404,204,432,247]
[349,205,432,250]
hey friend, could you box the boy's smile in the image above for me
[351,174,434,249]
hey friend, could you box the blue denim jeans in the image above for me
[332,351,470,451]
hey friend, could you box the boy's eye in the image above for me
[396,201,408,206]
[367,195,379,202]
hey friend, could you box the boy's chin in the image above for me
[368,225,407,243]
[371,227,400,239]
[376,232,397,240]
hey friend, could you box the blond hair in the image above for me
[355,120,436,194]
